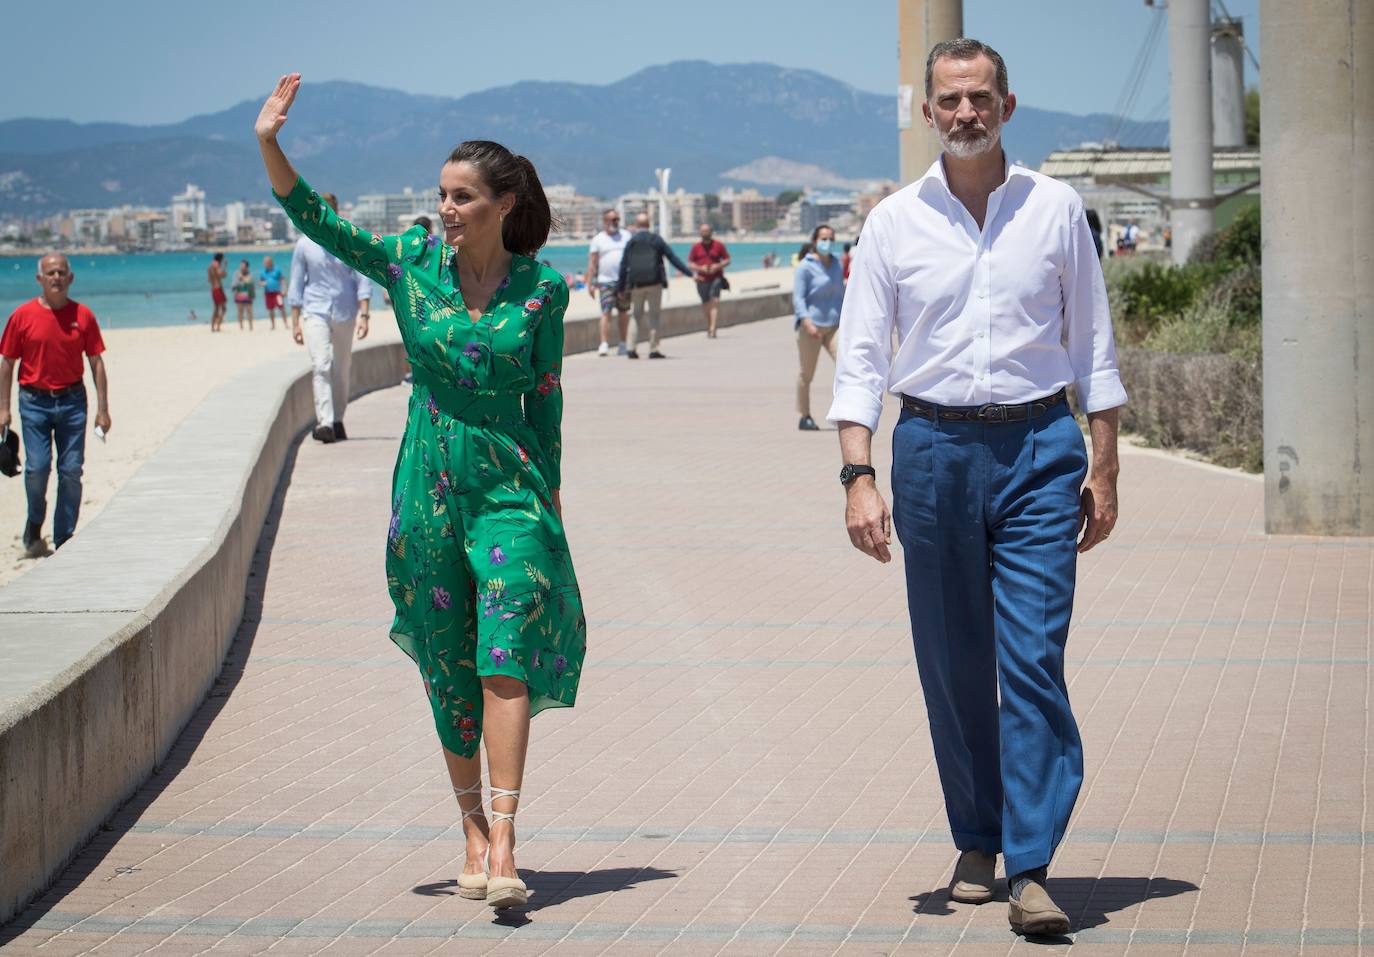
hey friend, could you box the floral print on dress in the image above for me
[275,175,587,760]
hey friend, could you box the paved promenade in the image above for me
[3,316,1371,955]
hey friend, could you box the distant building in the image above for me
[855,181,900,220]
[547,184,606,239]
[170,183,207,246]
[719,188,777,232]
[800,193,855,234]
[1037,147,1261,234]
[351,188,436,234]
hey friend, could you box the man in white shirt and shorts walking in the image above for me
[588,208,630,356]
[829,38,1127,937]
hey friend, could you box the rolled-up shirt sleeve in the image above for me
[827,213,895,432]
[356,274,372,303]
[1062,200,1128,413]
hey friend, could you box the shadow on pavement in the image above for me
[909,875,1199,940]
[0,437,303,947]
[412,866,678,919]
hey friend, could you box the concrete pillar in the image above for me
[1211,18,1247,147]
[1169,0,1215,264]
[1261,0,1374,534]
[898,0,963,185]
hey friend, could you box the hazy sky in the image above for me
[2,0,1259,125]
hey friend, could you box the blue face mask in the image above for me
[815,238,834,255]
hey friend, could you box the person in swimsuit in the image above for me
[232,259,255,330]
[256,73,586,911]
[208,253,227,332]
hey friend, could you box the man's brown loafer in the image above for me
[1009,880,1070,936]
[949,849,996,904]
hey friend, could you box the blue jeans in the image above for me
[18,385,87,548]
[890,401,1088,879]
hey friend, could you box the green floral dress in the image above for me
[276,176,586,757]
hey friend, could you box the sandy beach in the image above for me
[0,267,787,586]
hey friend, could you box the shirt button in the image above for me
[976,331,985,339]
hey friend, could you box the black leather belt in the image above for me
[901,388,1067,423]
[21,382,85,398]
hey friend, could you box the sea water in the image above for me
[0,240,802,330]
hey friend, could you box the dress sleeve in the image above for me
[524,278,568,489]
[273,175,397,289]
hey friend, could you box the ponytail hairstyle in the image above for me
[445,140,559,257]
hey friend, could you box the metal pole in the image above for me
[898,0,963,185]
[1168,0,1215,264]
[1261,0,1374,534]
[1211,18,1247,147]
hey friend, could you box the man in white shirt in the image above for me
[287,191,371,443]
[829,39,1126,937]
[587,209,631,356]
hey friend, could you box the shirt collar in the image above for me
[916,151,1032,197]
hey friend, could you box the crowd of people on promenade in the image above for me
[2,34,1129,940]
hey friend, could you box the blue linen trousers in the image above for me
[890,400,1088,879]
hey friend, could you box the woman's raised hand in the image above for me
[255,74,301,142]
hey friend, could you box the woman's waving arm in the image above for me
[256,73,301,198]
[256,73,396,288]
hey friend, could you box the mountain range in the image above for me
[0,61,1166,217]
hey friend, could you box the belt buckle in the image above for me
[976,403,1006,423]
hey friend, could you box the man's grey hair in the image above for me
[36,253,69,273]
[924,38,1009,99]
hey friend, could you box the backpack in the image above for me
[623,232,662,287]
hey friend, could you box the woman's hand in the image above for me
[255,73,301,142]
[551,489,563,521]
[801,318,821,339]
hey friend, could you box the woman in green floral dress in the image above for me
[256,74,585,909]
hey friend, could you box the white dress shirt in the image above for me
[287,235,372,324]
[828,157,1127,432]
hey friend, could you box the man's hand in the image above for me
[356,315,369,340]
[292,323,304,345]
[801,318,821,339]
[846,479,893,563]
[0,408,10,433]
[94,410,112,435]
[1077,471,1118,553]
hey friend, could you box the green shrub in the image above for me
[1105,257,1229,342]
[1213,263,1262,328]
[1188,205,1261,266]
[1143,286,1261,360]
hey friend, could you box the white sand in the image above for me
[0,267,789,586]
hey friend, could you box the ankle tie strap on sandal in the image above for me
[453,782,486,821]
[489,786,521,825]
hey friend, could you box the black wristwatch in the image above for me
[839,464,877,486]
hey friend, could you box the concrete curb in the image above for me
[0,286,790,925]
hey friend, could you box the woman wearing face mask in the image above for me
[792,224,845,431]
[255,74,586,911]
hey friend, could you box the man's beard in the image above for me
[938,121,1001,159]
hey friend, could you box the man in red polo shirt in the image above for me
[0,253,112,557]
[688,223,731,339]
